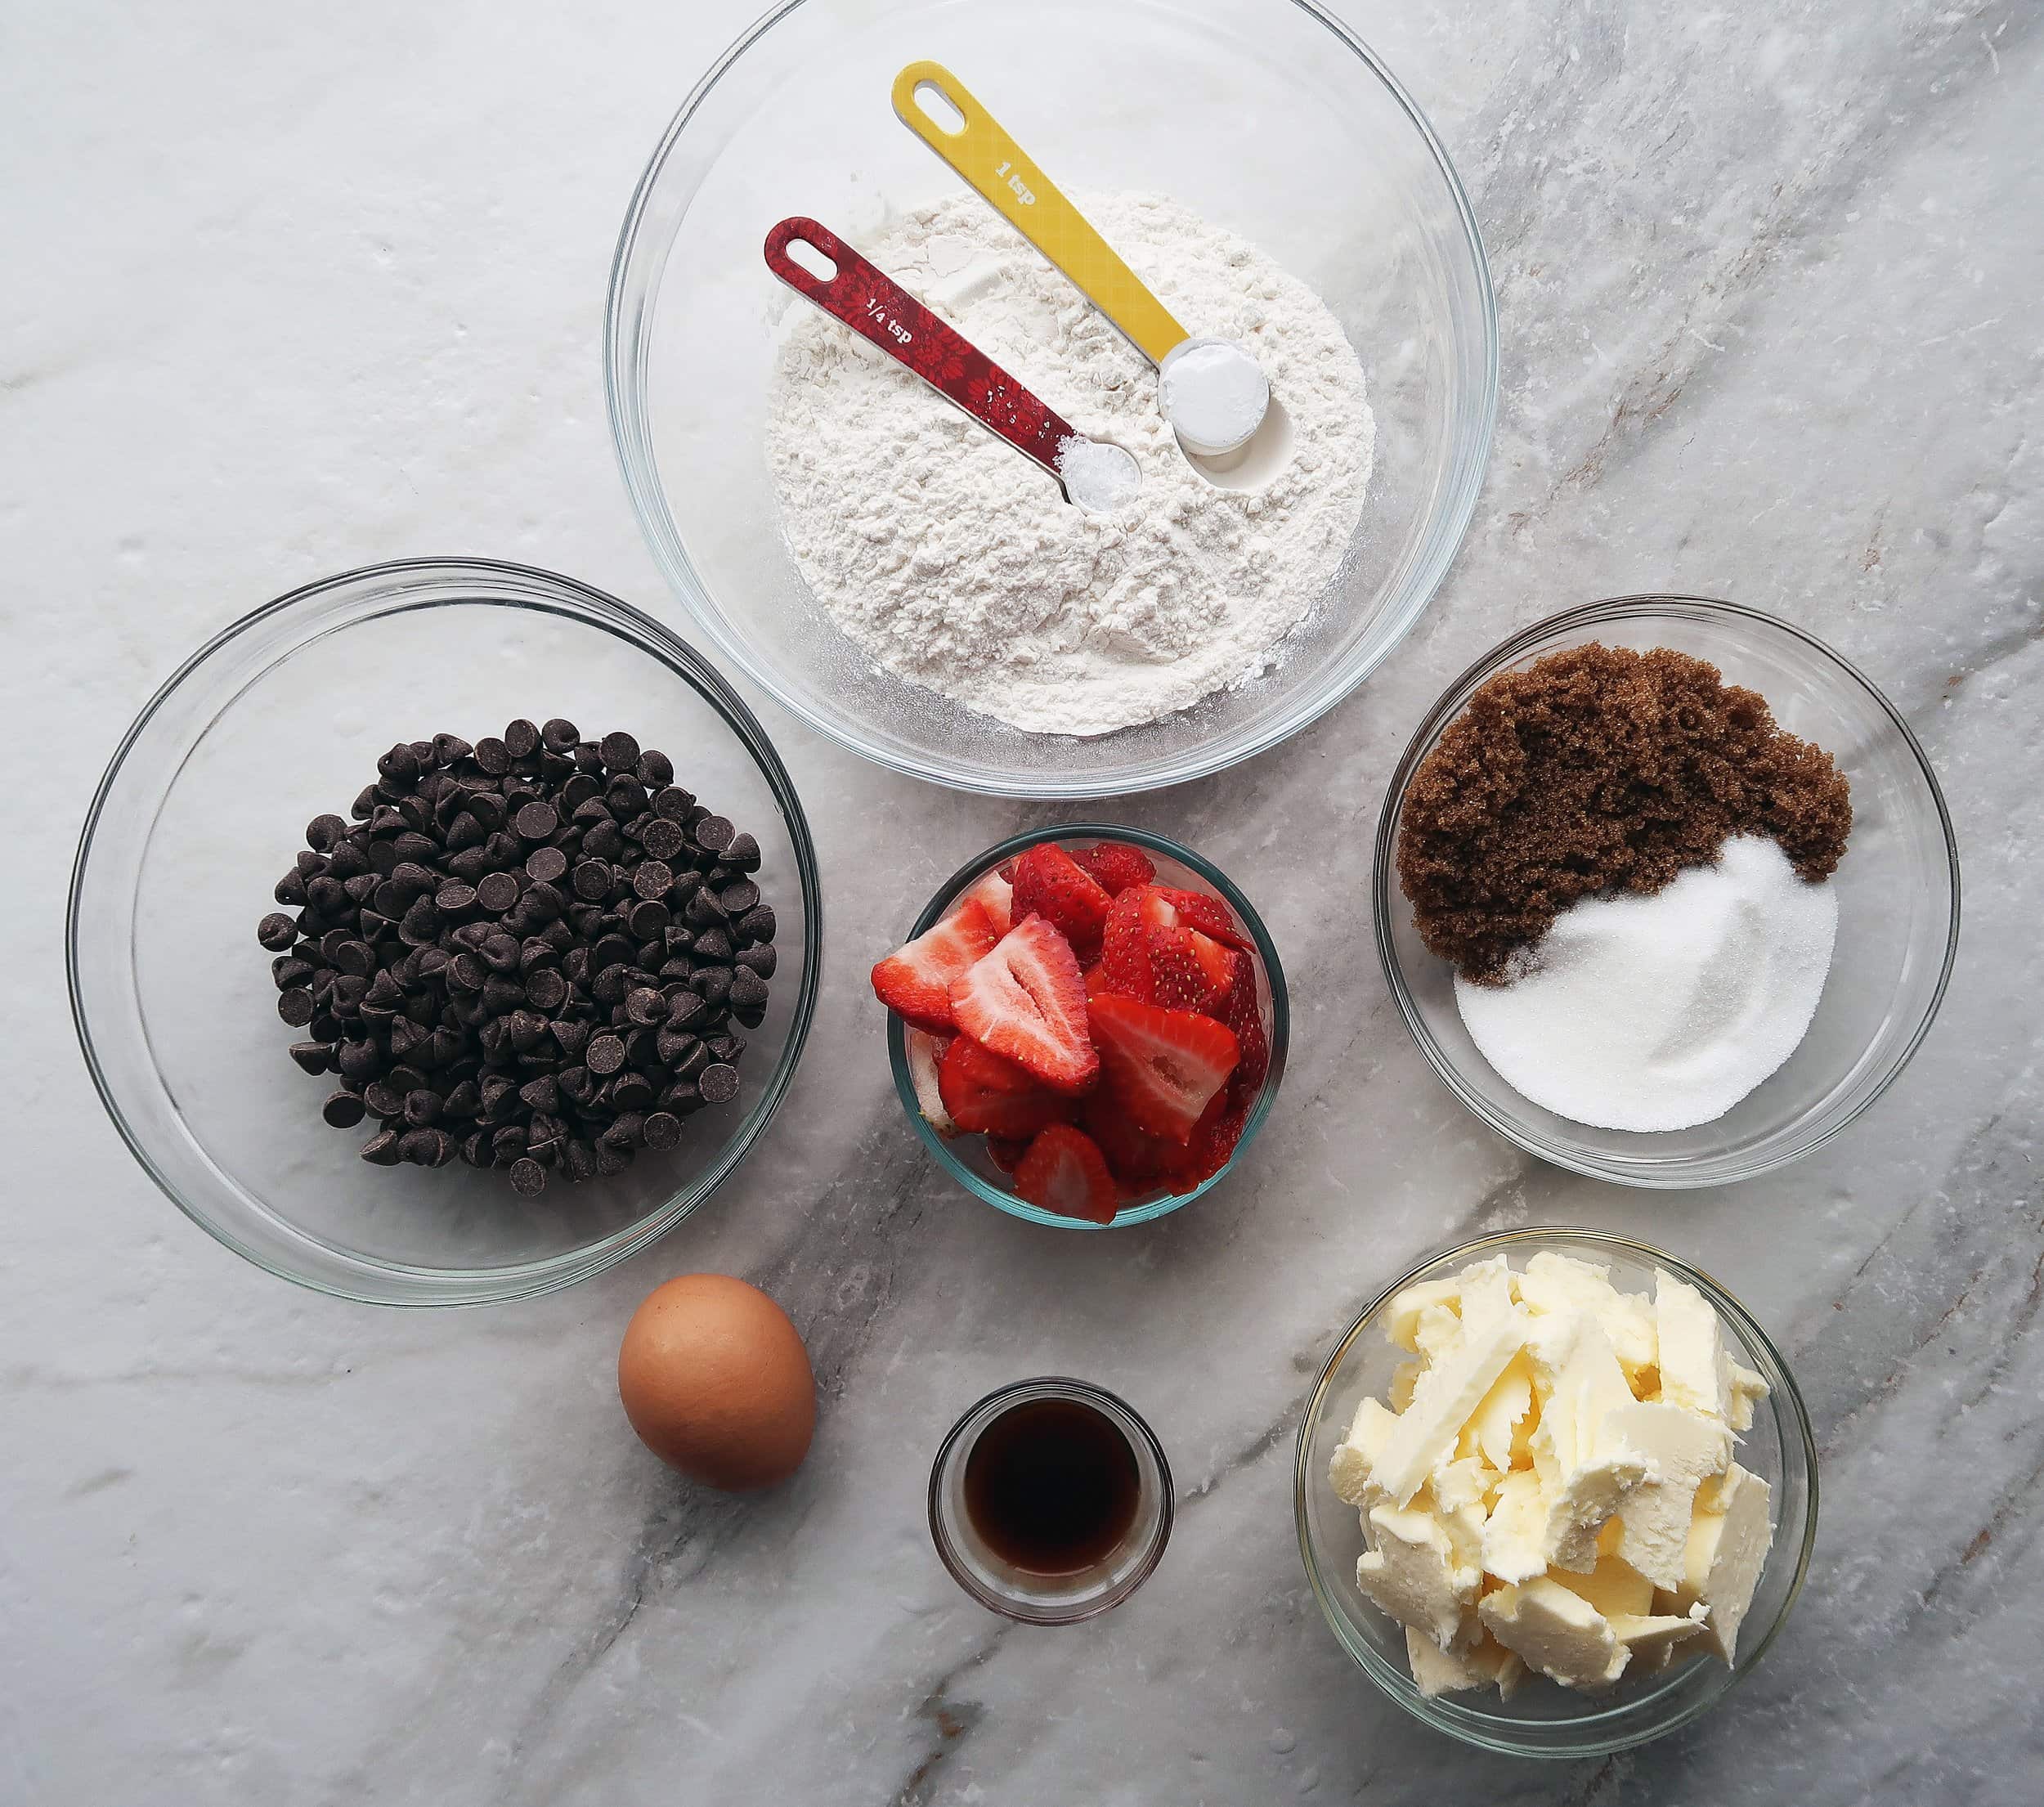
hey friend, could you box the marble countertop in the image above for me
[4,1,2040,1801]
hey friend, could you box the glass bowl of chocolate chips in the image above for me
[69,558,822,1304]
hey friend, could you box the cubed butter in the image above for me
[1357,1504,1477,1653]
[1329,1254,1778,1703]
[1605,1399,1735,1590]
[1369,1306,1529,1508]
[1654,1270,1737,1420]
[1329,1395,1399,1509]
[1479,1576,1629,1693]
[1674,1461,1773,1663]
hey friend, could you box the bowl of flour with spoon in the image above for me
[768,193,1372,738]
[607,0,1496,794]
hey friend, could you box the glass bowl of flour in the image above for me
[607,0,1495,796]
[1374,598,1961,1188]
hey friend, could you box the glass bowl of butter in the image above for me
[1293,1229,1817,1757]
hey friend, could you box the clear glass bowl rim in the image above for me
[66,555,826,1306]
[1293,1226,1822,1758]
[1371,593,1962,1188]
[927,1374,1176,1625]
[885,824,1290,1228]
[602,0,1499,798]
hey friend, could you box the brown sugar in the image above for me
[1396,643,1852,983]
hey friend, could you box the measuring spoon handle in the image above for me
[765,216,1078,476]
[891,60,1189,367]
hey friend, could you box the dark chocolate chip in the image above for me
[698,1062,739,1105]
[639,817,686,862]
[258,912,298,952]
[277,987,315,1026]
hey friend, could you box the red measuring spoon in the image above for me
[764,217,1136,509]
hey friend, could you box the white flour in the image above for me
[766,193,1374,737]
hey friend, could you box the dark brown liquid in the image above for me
[962,1397,1141,1576]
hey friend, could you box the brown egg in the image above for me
[617,1273,816,1490]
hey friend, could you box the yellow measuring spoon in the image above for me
[891,60,1274,463]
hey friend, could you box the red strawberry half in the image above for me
[1081,1087,1179,1194]
[1095,885,1178,1003]
[1074,841,1156,895]
[950,916,1099,1095]
[960,868,1014,938]
[1087,994,1240,1142]
[1013,1123,1119,1225]
[1218,960,1270,1093]
[872,898,998,1032]
[1169,1088,1250,1193]
[1156,886,1252,951]
[937,1034,1072,1138]
[1008,844,1112,963]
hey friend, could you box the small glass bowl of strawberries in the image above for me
[875,827,1289,1229]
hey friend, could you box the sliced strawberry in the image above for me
[1146,925,1217,1011]
[950,917,1098,1095]
[1187,935,1239,1007]
[1084,962,1117,1001]
[872,898,997,1032]
[1219,961,1270,1093]
[1080,1087,1178,1193]
[1157,886,1252,952]
[1169,1088,1250,1193]
[960,868,1014,938]
[1096,884,1178,1003]
[1087,994,1239,1142]
[905,1029,957,1135]
[1013,1123,1119,1225]
[1074,841,1156,895]
[984,1134,1029,1175]
[937,1034,1072,1138]
[1008,844,1111,964]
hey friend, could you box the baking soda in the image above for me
[1453,836,1838,1132]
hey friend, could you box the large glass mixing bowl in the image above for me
[607,0,1495,796]
[69,559,822,1306]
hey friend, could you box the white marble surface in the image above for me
[4,2,2041,1801]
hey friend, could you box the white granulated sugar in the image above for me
[767,193,1374,737]
[1454,836,1840,1134]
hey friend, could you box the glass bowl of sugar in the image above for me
[1373,597,1961,1189]
[606,0,1495,797]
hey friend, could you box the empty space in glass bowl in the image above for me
[71,563,818,1302]
[1374,599,1959,1186]
[608,0,1495,795]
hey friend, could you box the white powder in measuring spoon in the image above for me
[1056,437,1141,513]
[1453,836,1839,1133]
[766,193,1373,738]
